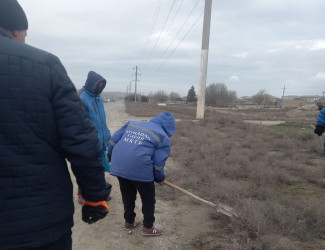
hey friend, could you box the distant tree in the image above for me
[125,94,141,102]
[205,83,237,107]
[169,92,182,102]
[187,86,197,102]
[251,89,272,105]
[125,94,133,102]
[228,90,237,103]
[140,95,149,102]
[152,90,168,103]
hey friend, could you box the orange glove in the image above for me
[82,200,109,224]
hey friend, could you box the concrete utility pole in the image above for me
[133,66,141,102]
[196,0,212,119]
[281,85,286,109]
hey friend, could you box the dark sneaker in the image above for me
[106,196,112,201]
[124,221,141,231]
[142,226,163,236]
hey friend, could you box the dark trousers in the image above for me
[29,229,72,250]
[117,177,156,228]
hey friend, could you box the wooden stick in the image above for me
[162,180,239,219]
[162,180,217,207]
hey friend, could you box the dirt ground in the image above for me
[70,101,216,250]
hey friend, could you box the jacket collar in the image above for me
[0,27,13,39]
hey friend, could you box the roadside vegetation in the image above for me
[125,102,325,249]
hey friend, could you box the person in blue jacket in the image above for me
[107,112,176,236]
[314,108,325,151]
[78,71,112,203]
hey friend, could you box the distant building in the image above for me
[284,95,319,103]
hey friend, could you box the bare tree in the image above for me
[251,89,272,105]
[169,92,181,102]
[152,90,168,103]
[205,83,237,107]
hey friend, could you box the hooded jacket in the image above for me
[80,71,111,151]
[108,112,176,182]
[0,28,110,249]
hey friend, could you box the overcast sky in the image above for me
[20,0,325,98]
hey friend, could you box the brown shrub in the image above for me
[126,104,325,247]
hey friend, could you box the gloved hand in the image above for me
[314,125,325,136]
[82,200,109,224]
[154,176,165,183]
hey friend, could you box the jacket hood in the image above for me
[150,112,176,137]
[84,71,106,96]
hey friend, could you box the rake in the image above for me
[162,180,239,219]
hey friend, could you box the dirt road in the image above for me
[70,101,214,250]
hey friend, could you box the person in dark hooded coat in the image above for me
[0,1,110,249]
[107,112,176,236]
[78,71,112,203]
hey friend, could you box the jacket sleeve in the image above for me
[107,122,129,155]
[106,125,111,146]
[49,55,109,202]
[152,136,171,181]
[317,109,325,127]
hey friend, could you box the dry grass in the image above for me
[126,102,325,249]
[125,102,196,119]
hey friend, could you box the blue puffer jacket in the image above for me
[0,29,110,249]
[108,112,176,182]
[316,109,325,126]
[80,71,111,151]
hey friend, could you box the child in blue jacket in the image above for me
[78,71,112,203]
[108,112,176,236]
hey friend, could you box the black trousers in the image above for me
[117,177,156,228]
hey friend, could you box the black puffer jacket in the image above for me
[0,28,110,249]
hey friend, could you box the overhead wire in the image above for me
[156,11,204,71]
[142,0,162,60]
[168,0,185,29]
[155,0,184,52]
[143,0,177,71]
[153,0,200,70]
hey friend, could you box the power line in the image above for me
[143,0,177,71]
[154,0,184,53]
[142,0,162,59]
[156,11,204,71]
[167,0,185,31]
[154,0,201,69]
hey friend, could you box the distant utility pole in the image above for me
[196,0,212,119]
[133,66,141,102]
[281,85,286,109]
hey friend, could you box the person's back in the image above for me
[108,112,176,236]
[0,1,110,249]
[110,119,172,181]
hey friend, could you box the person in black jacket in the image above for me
[0,1,111,249]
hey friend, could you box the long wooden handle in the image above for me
[162,180,239,219]
[162,180,217,207]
